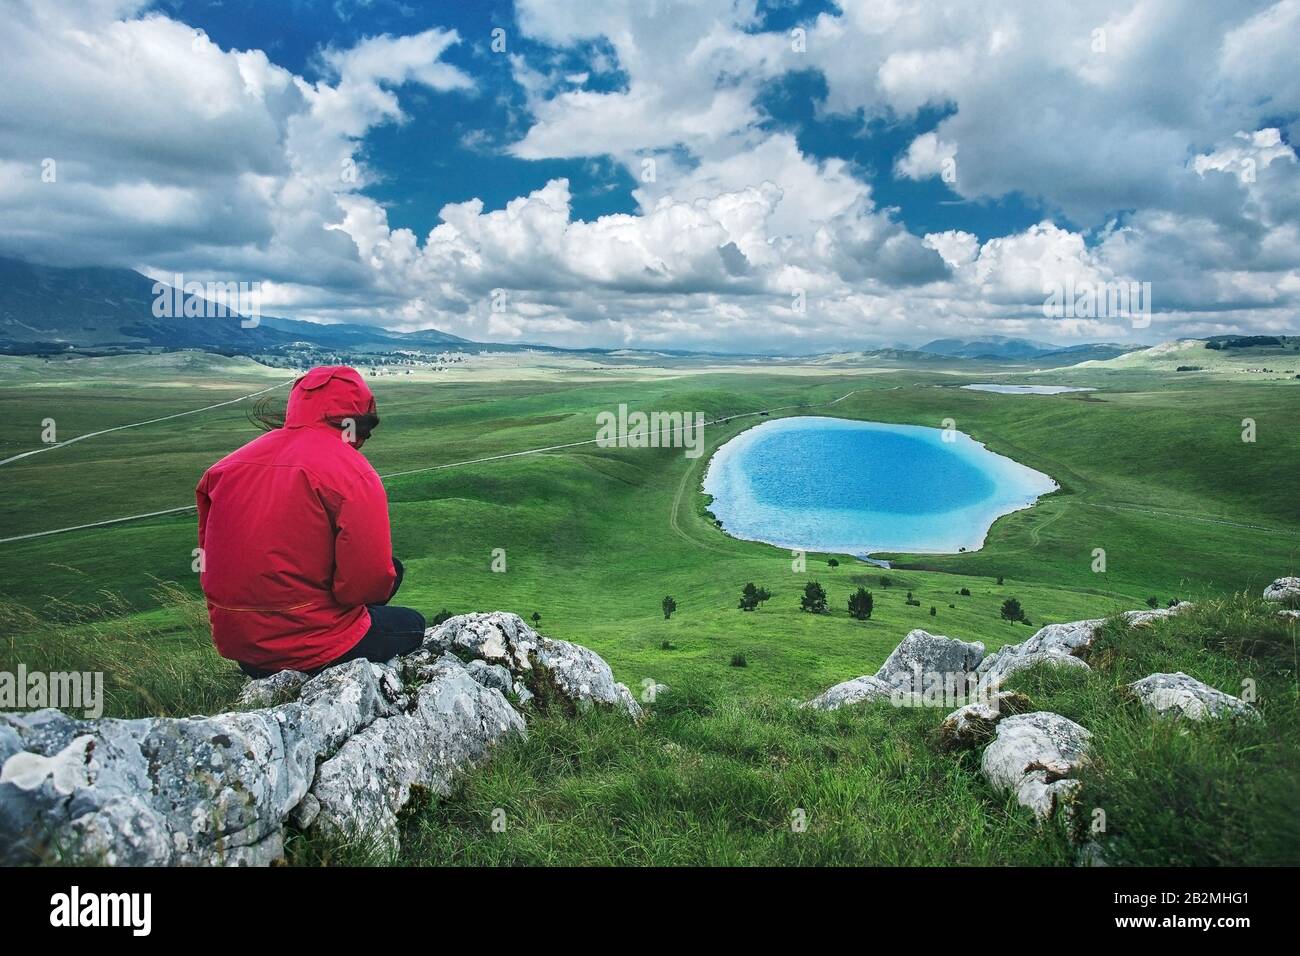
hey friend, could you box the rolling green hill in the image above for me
[1,350,1296,865]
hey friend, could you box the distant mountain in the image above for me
[918,335,1136,364]
[0,256,474,354]
[256,316,472,350]
[919,335,1057,358]
[0,255,1156,365]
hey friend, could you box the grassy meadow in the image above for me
[0,347,1297,865]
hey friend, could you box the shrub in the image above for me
[729,652,747,668]
[662,596,677,619]
[847,587,873,620]
[959,587,971,597]
[738,583,771,612]
[799,581,829,614]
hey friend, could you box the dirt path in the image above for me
[0,378,295,468]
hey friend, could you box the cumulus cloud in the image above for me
[0,0,1296,350]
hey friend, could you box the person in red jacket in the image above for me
[195,365,425,677]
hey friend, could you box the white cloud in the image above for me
[0,0,1296,351]
[895,132,957,183]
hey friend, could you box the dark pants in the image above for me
[239,558,425,678]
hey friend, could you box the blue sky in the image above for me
[2,0,1297,351]
[171,0,1052,243]
[169,0,644,226]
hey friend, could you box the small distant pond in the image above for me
[961,384,1096,395]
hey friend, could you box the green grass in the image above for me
[284,595,1297,867]
[1,351,1298,865]
[0,584,242,718]
[3,586,1292,865]
[4,357,1296,695]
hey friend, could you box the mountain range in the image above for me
[916,335,1134,363]
[2,256,1139,363]
[0,256,475,355]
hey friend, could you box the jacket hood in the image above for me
[284,366,377,428]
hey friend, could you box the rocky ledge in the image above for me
[805,580,1287,828]
[4,579,1290,866]
[0,613,636,866]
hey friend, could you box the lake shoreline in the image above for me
[702,416,1058,556]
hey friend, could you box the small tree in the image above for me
[959,587,971,597]
[848,587,873,620]
[996,576,1005,586]
[930,605,937,616]
[1145,596,1159,609]
[800,581,829,614]
[827,558,839,568]
[880,576,892,589]
[531,611,542,626]
[662,596,677,620]
[1000,597,1026,623]
[738,583,772,611]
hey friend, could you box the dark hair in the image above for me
[247,396,285,431]
[327,413,380,441]
[247,397,380,441]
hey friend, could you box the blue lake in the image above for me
[702,416,1057,556]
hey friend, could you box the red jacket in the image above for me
[196,366,397,672]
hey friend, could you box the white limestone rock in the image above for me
[0,658,387,865]
[1264,577,1300,608]
[874,629,985,691]
[310,654,525,853]
[803,675,892,711]
[981,712,1092,820]
[1129,672,1258,721]
[425,613,642,720]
